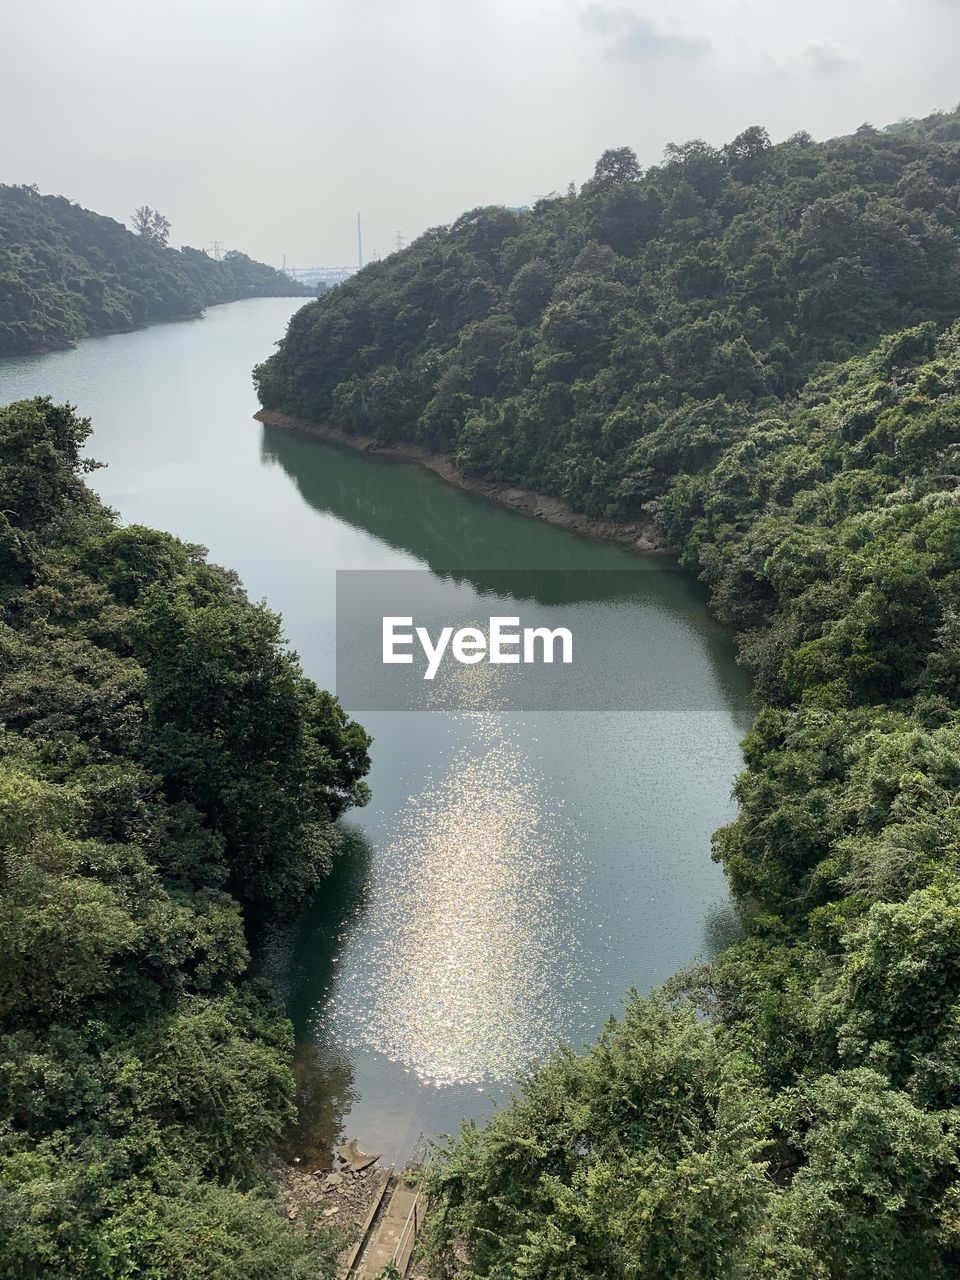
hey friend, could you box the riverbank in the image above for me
[255,408,664,553]
[2,295,312,361]
[276,1152,427,1277]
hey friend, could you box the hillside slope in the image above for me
[255,107,960,521]
[0,397,369,1277]
[0,184,311,356]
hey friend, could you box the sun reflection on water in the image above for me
[326,700,584,1087]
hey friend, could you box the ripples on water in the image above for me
[327,700,585,1088]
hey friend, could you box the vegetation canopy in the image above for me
[0,397,370,1278]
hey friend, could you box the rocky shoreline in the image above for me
[276,1142,428,1277]
[276,1156,389,1237]
[254,408,664,554]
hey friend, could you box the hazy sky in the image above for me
[4,1,959,267]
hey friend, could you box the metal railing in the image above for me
[391,1136,432,1272]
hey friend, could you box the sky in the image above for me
[3,0,959,268]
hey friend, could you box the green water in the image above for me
[0,298,752,1163]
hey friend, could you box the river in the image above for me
[0,297,752,1163]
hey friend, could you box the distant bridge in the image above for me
[282,265,357,289]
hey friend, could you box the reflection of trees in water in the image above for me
[258,428,754,712]
[703,900,744,956]
[277,1042,358,1170]
[260,428,658,594]
[261,428,543,577]
[253,824,374,1165]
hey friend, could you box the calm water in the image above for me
[0,298,752,1162]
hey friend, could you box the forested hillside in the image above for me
[0,398,369,1277]
[257,109,960,1276]
[421,322,960,1279]
[256,107,960,519]
[0,185,310,356]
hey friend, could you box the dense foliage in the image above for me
[256,109,960,1276]
[0,397,370,1277]
[421,323,960,1279]
[256,108,960,521]
[0,185,311,356]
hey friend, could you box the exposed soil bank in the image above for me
[255,408,664,553]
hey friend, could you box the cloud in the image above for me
[798,39,859,74]
[580,4,710,60]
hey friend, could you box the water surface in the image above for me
[0,299,752,1160]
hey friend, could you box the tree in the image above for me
[131,205,172,246]
[423,997,773,1278]
[724,125,771,164]
[582,146,642,194]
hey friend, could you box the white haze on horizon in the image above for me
[3,0,959,268]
